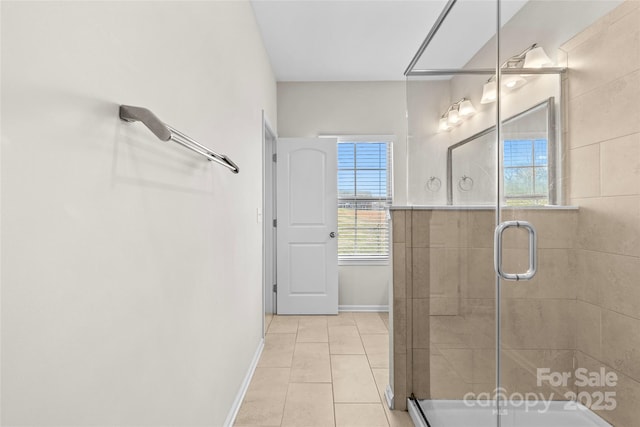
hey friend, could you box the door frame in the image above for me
[262,112,277,337]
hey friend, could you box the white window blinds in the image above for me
[337,140,393,261]
[503,138,549,205]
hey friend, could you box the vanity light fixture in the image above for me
[503,43,553,70]
[447,104,461,125]
[459,99,477,117]
[503,74,527,90]
[523,45,553,68]
[482,44,554,103]
[481,77,497,104]
[439,115,452,132]
[438,98,476,132]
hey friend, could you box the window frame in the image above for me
[330,135,394,265]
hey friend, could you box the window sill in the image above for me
[338,259,390,267]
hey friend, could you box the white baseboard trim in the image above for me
[224,338,265,427]
[384,384,394,409]
[339,305,389,312]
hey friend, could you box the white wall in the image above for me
[277,81,406,308]
[338,265,391,309]
[1,2,276,426]
[406,78,451,205]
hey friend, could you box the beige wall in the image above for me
[277,81,407,308]
[1,1,276,425]
[564,1,640,426]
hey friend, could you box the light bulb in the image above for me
[459,99,476,117]
[523,46,553,68]
[503,75,527,90]
[481,80,497,104]
[438,116,452,132]
[447,108,460,125]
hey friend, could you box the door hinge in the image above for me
[273,219,277,227]
[272,153,277,162]
[273,284,277,292]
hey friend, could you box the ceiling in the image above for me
[250,0,526,82]
[251,0,448,82]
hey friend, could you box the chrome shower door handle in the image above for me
[494,220,538,281]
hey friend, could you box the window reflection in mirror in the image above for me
[447,98,556,206]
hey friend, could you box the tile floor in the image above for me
[234,312,414,427]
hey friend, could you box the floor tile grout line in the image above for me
[360,319,392,426]
[371,345,394,419]
[280,319,299,427]
[349,316,385,421]
[280,379,291,427]
[328,318,338,427]
[375,371,393,427]
[359,316,391,426]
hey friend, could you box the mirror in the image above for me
[447,97,555,206]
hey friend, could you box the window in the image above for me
[337,139,393,262]
[503,138,548,205]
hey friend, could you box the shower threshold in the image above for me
[408,399,612,427]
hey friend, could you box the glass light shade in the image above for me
[458,99,476,117]
[447,108,460,125]
[523,46,553,68]
[480,80,497,104]
[503,74,527,90]
[438,116,452,132]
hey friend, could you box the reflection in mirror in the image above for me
[405,1,623,207]
[447,97,555,206]
[406,71,563,206]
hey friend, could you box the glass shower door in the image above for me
[404,0,501,425]
[495,1,636,426]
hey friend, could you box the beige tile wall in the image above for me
[563,1,640,425]
[392,208,577,403]
[391,210,431,410]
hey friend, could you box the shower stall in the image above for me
[392,0,640,426]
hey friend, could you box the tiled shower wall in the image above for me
[563,1,640,425]
[391,208,578,407]
[391,209,430,411]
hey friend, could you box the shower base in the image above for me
[408,399,612,427]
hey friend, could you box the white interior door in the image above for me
[276,138,338,315]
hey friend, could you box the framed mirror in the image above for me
[447,97,556,206]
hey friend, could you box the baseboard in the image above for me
[224,338,265,427]
[384,384,394,409]
[339,305,389,312]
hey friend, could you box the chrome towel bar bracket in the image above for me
[119,105,239,174]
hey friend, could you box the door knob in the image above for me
[329,232,336,238]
